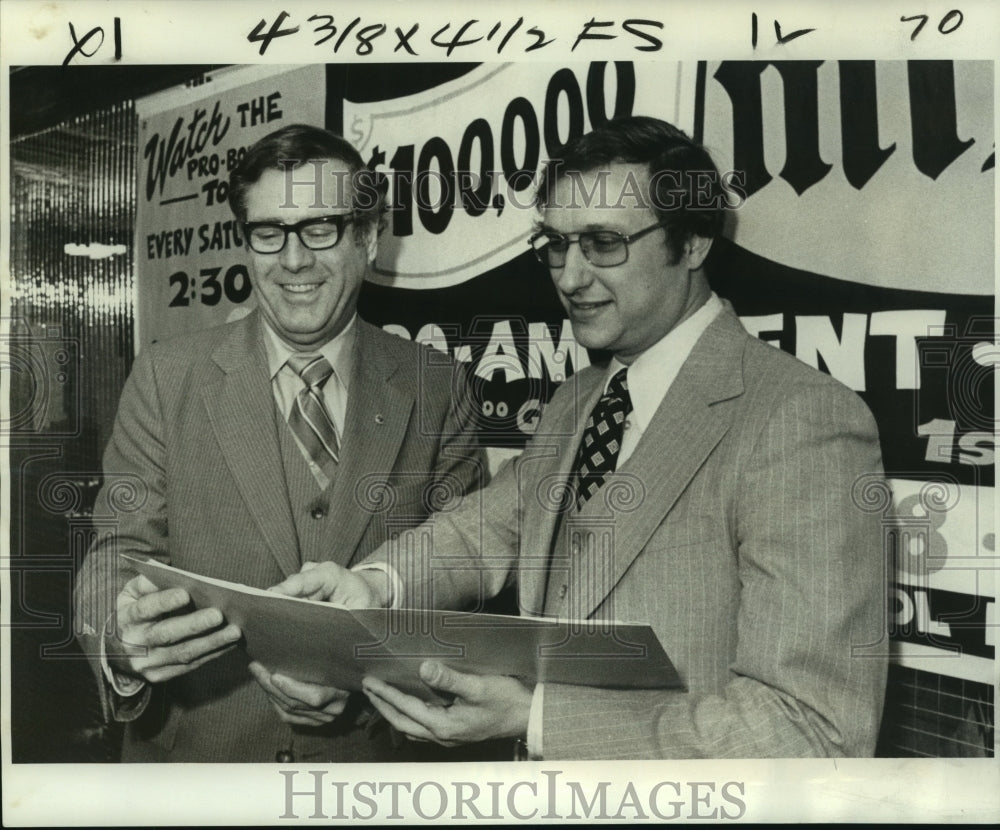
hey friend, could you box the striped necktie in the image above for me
[285,354,340,475]
[570,368,632,510]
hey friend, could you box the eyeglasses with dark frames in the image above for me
[528,221,670,268]
[243,213,359,254]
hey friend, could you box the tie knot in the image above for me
[287,354,334,389]
[605,367,630,404]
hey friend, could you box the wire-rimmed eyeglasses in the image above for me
[528,221,669,268]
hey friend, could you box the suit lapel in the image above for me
[564,309,749,619]
[202,312,300,578]
[323,321,413,567]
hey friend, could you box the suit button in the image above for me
[275,749,295,763]
[558,584,568,599]
[310,505,326,520]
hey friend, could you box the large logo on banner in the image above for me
[345,62,646,286]
[699,60,995,683]
[701,60,994,295]
[135,65,326,346]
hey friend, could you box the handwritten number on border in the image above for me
[248,11,299,55]
[63,17,122,65]
[901,10,964,41]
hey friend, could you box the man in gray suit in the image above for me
[270,116,889,759]
[74,125,485,762]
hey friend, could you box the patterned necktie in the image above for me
[570,368,632,510]
[285,354,340,474]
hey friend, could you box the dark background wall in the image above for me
[10,66,218,762]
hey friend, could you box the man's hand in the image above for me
[107,574,241,684]
[362,661,532,746]
[248,662,351,726]
[268,561,389,608]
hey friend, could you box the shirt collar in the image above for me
[262,313,358,390]
[606,292,722,434]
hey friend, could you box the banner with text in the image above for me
[132,61,994,682]
[135,64,325,345]
[338,60,996,681]
[696,60,995,681]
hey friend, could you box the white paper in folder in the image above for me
[124,554,684,703]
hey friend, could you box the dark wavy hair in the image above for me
[228,123,385,234]
[536,115,726,263]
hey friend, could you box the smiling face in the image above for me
[244,162,376,350]
[542,162,712,364]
